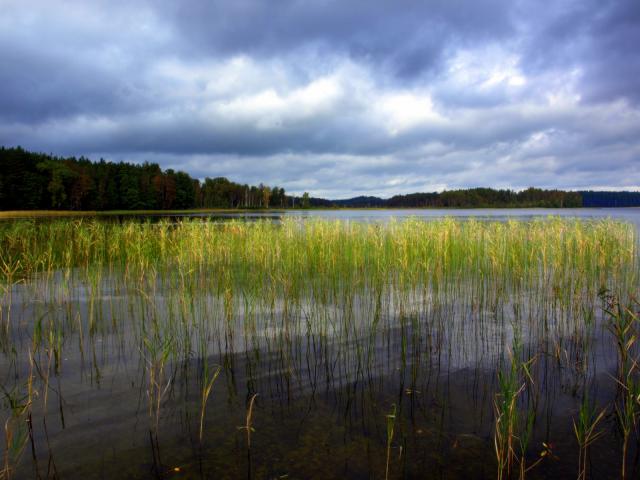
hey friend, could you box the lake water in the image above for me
[1,209,639,479]
[6,207,640,226]
[127,207,640,228]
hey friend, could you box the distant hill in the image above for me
[309,188,585,208]
[580,191,640,207]
[307,188,640,208]
[330,196,388,208]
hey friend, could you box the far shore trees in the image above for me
[0,146,286,211]
[2,146,638,211]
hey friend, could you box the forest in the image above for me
[1,146,638,210]
[0,146,286,210]
[385,188,583,208]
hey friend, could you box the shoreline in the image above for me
[1,205,639,219]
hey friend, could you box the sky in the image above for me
[1,0,639,198]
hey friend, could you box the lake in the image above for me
[5,207,640,226]
[0,210,639,479]
[128,207,640,226]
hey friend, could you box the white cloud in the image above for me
[377,93,445,135]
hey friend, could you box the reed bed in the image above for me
[0,216,637,479]
[0,217,635,297]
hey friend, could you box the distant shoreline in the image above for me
[4,147,640,211]
[1,205,639,219]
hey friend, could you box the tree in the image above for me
[37,160,76,209]
[260,183,271,208]
[69,170,94,210]
[301,192,310,209]
[174,171,195,209]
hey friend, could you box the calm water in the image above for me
[146,207,640,227]
[5,207,640,227]
[1,209,639,479]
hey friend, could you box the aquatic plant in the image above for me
[0,352,35,480]
[573,395,606,480]
[199,360,221,443]
[0,216,636,477]
[240,393,258,450]
[385,403,397,480]
[494,348,526,480]
[603,294,640,479]
[494,331,551,480]
[143,335,174,433]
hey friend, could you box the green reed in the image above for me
[0,218,635,302]
[385,403,397,480]
[199,360,221,443]
[0,216,637,477]
[573,394,606,480]
[0,350,34,480]
[603,294,640,480]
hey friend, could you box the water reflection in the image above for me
[2,207,640,227]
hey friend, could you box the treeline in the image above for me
[320,188,584,208]
[580,191,640,208]
[0,146,287,210]
[329,188,640,208]
[2,146,639,211]
[385,187,583,208]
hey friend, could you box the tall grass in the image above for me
[604,295,640,480]
[0,218,634,302]
[573,395,606,480]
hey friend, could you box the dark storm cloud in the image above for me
[519,0,640,104]
[157,0,515,78]
[0,45,150,122]
[0,0,638,196]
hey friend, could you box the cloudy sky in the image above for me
[1,0,639,198]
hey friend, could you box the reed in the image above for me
[494,349,526,480]
[0,218,634,299]
[0,216,636,477]
[385,403,397,480]
[240,393,258,450]
[603,295,640,480]
[573,395,606,480]
[143,335,174,434]
[199,361,221,443]
[0,354,34,480]
[494,330,551,480]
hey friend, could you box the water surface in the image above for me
[0,211,638,479]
